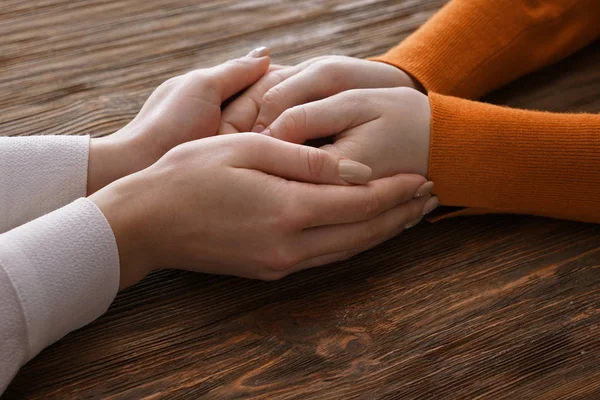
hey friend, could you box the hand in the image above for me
[219,55,420,135]
[87,47,271,194]
[89,133,432,289]
[265,87,432,179]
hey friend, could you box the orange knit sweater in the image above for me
[371,0,600,223]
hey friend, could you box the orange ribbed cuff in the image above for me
[428,93,600,223]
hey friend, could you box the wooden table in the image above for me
[2,1,599,398]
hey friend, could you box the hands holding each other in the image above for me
[220,54,434,189]
[88,49,436,289]
[87,48,272,194]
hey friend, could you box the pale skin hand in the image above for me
[87,50,271,195]
[266,87,432,178]
[89,133,432,289]
[218,55,420,135]
[265,87,438,218]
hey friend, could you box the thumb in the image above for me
[264,90,377,144]
[205,47,271,103]
[235,133,373,185]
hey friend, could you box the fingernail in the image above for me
[422,196,440,215]
[414,181,434,198]
[262,128,271,136]
[252,124,265,133]
[404,216,423,229]
[339,160,372,184]
[247,46,270,58]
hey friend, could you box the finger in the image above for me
[293,213,427,272]
[292,196,431,270]
[290,173,427,228]
[219,66,298,134]
[185,50,271,105]
[253,64,354,132]
[233,133,372,185]
[287,250,358,274]
[219,57,338,134]
[292,213,427,273]
[265,90,380,144]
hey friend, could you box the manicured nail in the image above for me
[247,46,270,58]
[252,124,265,133]
[404,216,423,229]
[415,181,434,198]
[422,196,440,215]
[339,160,372,184]
[261,128,272,136]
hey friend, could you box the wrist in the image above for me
[414,90,431,176]
[396,87,431,176]
[369,59,425,93]
[89,172,154,290]
[394,67,425,94]
[87,128,160,195]
[88,135,131,195]
[404,71,425,94]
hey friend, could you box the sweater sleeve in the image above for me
[0,135,90,233]
[371,0,600,99]
[428,93,600,223]
[0,198,120,394]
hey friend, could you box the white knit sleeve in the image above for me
[0,198,120,394]
[0,135,89,233]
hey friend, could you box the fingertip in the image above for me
[414,181,434,198]
[218,122,239,135]
[423,196,440,216]
[246,46,271,58]
[252,124,265,133]
[338,159,372,185]
[242,53,271,72]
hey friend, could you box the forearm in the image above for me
[87,133,147,196]
[0,135,89,232]
[0,129,156,234]
[372,0,600,99]
[0,198,119,393]
[428,93,600,223]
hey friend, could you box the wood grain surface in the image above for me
[2,0,599,399]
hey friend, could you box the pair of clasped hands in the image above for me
[88,47,438,289]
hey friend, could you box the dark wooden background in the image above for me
[2,0,599,399]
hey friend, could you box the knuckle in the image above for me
[289,106,308,132]
[361,191,382,220]
[363,221,383,245]
[198,77,220,98]
[267,69,291,85]
[301,146,327,179]
[313,60,347,89]
[276,106,307,137]
[220,132,266,162]
[242,131,267,145]
[182,71,220,97]
[262,86,283,106]
[238,132,268,151]
[270,197,304,234]
[313,59,340,75]
[163,142,192,164]
[262,245,298,272]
